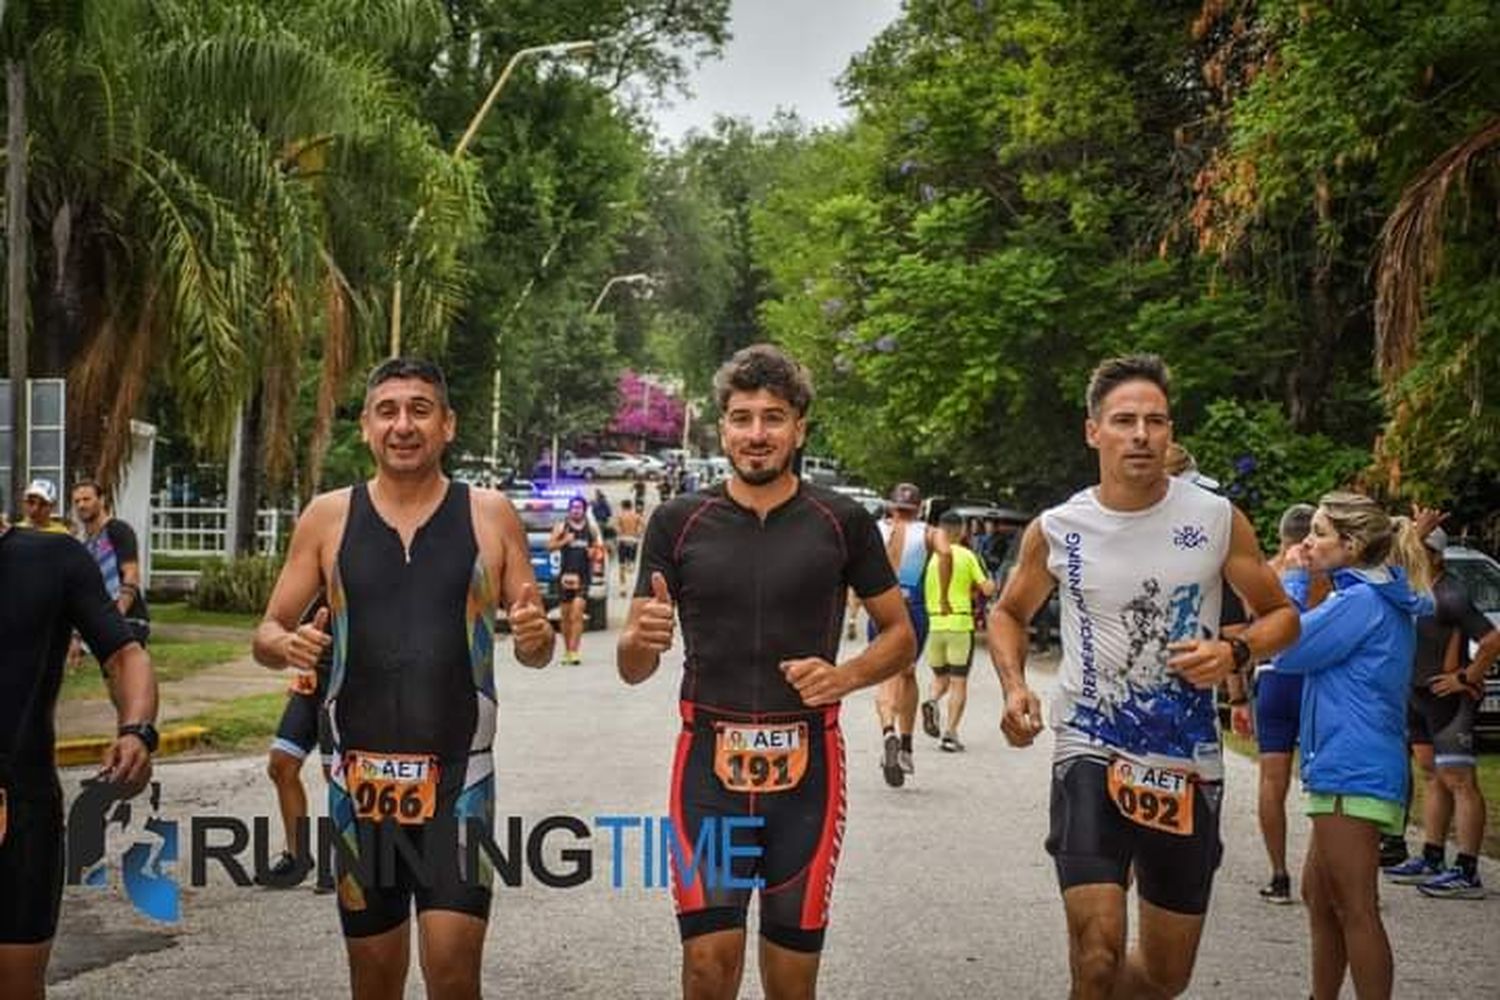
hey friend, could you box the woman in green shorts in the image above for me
[1275,492,1434,1000]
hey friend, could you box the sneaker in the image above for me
[1384,856,1443,884]
[920,699,941,739]
[1417,868,1486,900]
[1259,874,1293,904]
[898,749,915,775]
[939,735,964,753]
[882,733,904,788]
[256,851,310,889]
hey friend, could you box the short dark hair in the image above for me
[1278,503,1316,545]
[1086,354,1171,418]
[713,344,814,416]
[71,478,103,498]
[366,357,450,408]
[621,499,633,510]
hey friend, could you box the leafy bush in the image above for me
[1185,399,1370,548]
[188,555,283,614]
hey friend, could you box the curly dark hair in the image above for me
[712,344,814,416]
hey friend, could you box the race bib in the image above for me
[713,722,809,793]
[345,751,440,825]
[0,786,7,848]
[560,572,582,591]
[289,670,317,696]
[1106,757,1194,836]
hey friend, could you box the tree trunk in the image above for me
[7,59,28,516]
[232,388,264,556]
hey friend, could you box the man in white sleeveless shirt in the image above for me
[987,355,1299,999]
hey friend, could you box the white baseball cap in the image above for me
[24,478,57,505]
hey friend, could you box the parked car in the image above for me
[830,484,884,519]
[799,455,844,485]
[562,451,646,480]
[502,494,609,631]
[1444,544,1500,737]
[634,454,668,480]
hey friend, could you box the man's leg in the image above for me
[268,747,308,856]
[683,929,748,1000]
[565,598,585,658]
[0,943,50,1000]
[1310,811,1392,1000]
[1413,743,1450,872]
[1108,901,1205,999]
[947,676,969,735]
[345,920,411,1000]
[759,937,820,1000]
[1061,884,1128,1000]
[923,662,950,739]
[1257,751,1293,880]
[1437,764,1485,873]
[416,909,486,1000]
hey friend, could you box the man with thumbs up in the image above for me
[618,344,915,1000]
[254,357,553,999]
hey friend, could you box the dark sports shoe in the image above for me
[257,851,311,889]
[882,733,904,788]
[1384,856,1442,884]
[920,699,941,739]
[1417,868,1485,900]
[1259,874,1293,904]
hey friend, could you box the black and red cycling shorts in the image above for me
[669,701,845,954]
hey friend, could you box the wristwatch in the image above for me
[1226,636,1252,672]
[118,722,160,754]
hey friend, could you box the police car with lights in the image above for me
[509,490,610,631]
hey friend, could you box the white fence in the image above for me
[151,506,297,560]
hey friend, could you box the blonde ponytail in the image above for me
[1389,516,1433,593]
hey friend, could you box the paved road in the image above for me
[48,615,1500,997]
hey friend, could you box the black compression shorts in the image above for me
[272,689,332,765]
[1408,688,1479,768]
[670,702,845,954]
[1046,757,1223,915]
[0,781,64,944]
[334,812,493,938]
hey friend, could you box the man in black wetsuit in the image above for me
[1,523,157,997]
[617,344,916,1000]
[253,358,555,1000]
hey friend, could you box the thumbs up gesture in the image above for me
[633,572,677,653]
[509,581,554,662]
[283,606,332,671]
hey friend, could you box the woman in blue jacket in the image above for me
[1277,492,1433,1000]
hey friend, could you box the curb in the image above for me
[55,725,211,767]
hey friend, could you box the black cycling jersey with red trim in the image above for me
[634,482,895,714]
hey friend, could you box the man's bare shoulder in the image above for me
[296,487,353,534]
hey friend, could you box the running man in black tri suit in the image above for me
[1,523,157,996]
[618,344,916,1000]
[254,358,554,1000]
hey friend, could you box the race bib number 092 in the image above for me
[1106,758,1194,836]
[714,722,810,793]
[345,752,440,825]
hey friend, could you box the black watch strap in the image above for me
[118,723,159,754]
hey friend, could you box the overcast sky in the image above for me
[648,0,903,143]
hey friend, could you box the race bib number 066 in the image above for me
[714,722,810,793]
[346,752,440,825]
[1106,758,1194,836]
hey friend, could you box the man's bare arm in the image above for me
[930,527,954,613]
[845,587,917,689]
[118,557,142,616]
[252,493,338,669]
[104,643,157,725]
[987,521,1055,747]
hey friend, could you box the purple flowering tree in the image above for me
[609,370,684,446]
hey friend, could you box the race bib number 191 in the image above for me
[345,752,440,825]
[1106,758,1194,836]
[714,723,810,793]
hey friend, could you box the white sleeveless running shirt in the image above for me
[1041,477,1232,779]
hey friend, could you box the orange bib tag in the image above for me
[0,786,8,848]
[289,670,317,696]
[713,722,810,793]
[1106,758,1194,836]
[345,752,440,825]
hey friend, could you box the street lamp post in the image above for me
[389,39,595,358]
[548,272,653,484]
